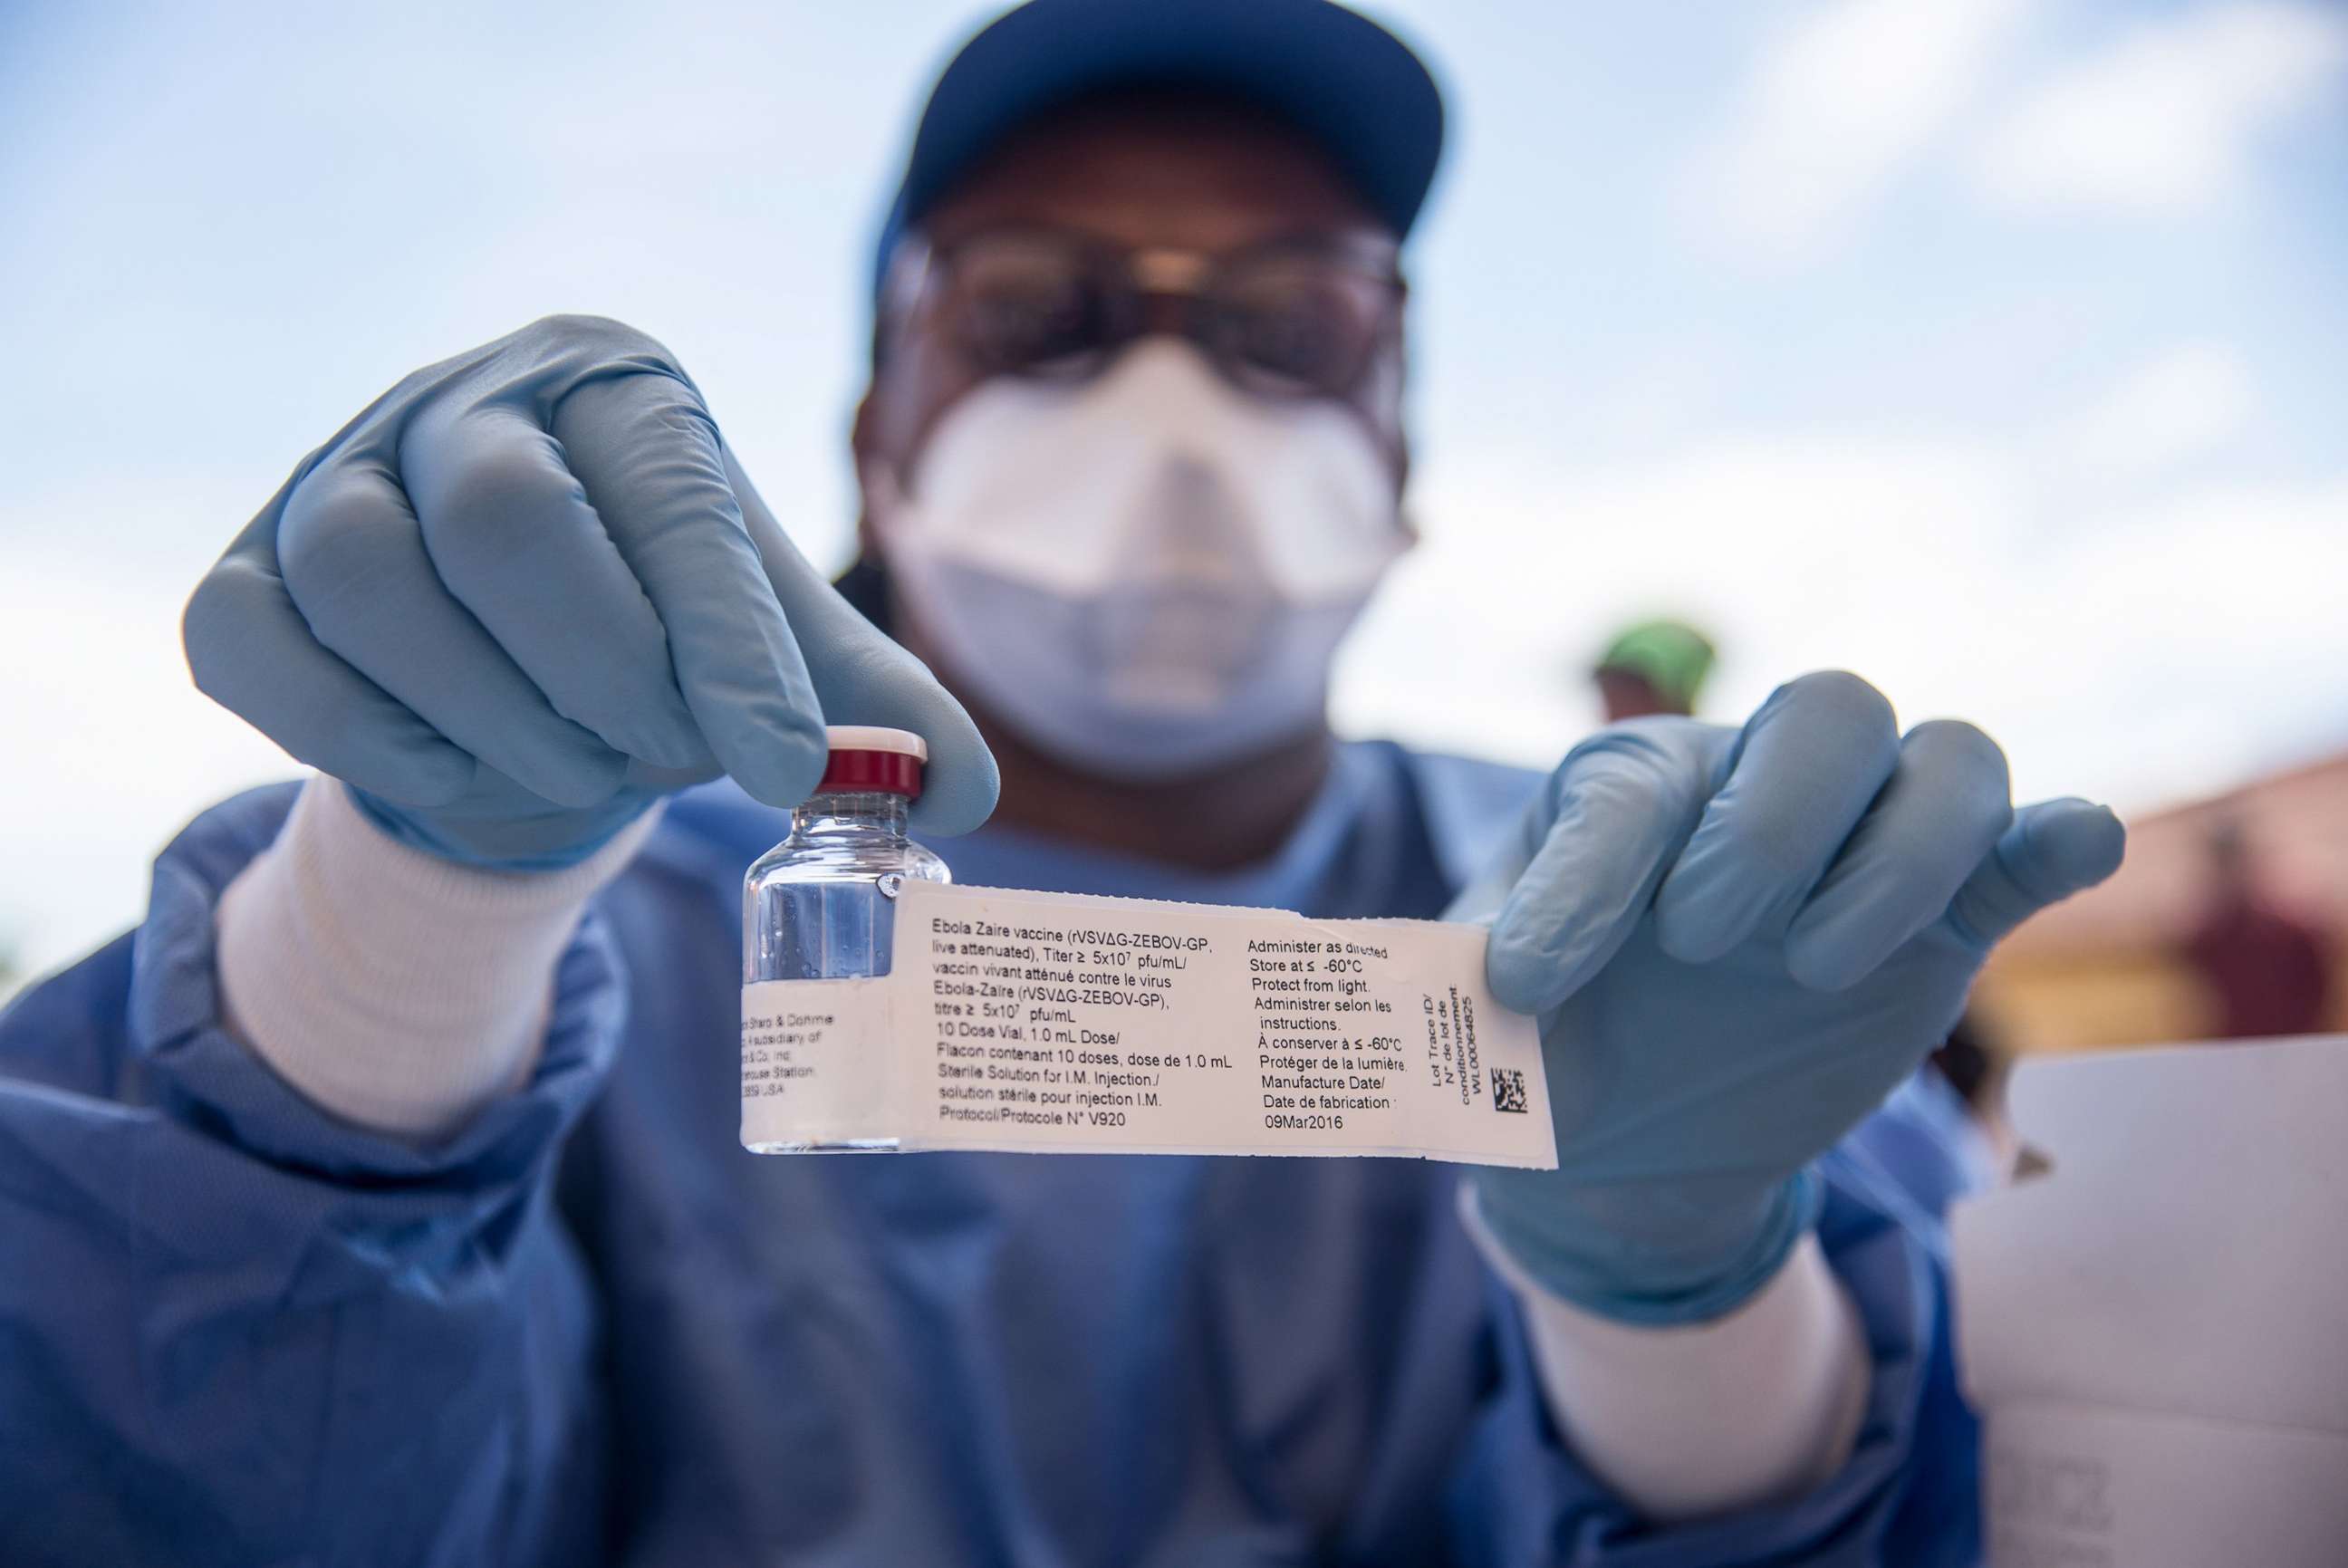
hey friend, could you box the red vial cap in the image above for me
[816,726,926,800]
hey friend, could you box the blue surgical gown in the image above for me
[0,742,1980,1565]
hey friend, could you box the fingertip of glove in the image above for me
[1483,923,1564,1016]
[609,692,715,774]
[1650,896,1735,967]
[727,710,832,809]
[909,764,1001,838]
[895,692,1000,836]
[1782,930,1869,995]
[2025,797,2127,891]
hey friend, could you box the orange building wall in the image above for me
[1973,752,2348,1055]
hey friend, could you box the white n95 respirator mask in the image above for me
[867,340,1410,781]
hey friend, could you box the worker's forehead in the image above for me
[918,93,1391,254]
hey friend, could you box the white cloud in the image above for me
[1337,432,2348,813]
[1341,429,2029,768]
[1976,2,2348,216]
[2064,339,2257,484]
[2016,474,2348,801]
[0,514,294,987]
[1687,0,2028,263]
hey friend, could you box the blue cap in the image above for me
[871,0,1446,296]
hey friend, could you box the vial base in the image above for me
[743,1136,903,1155]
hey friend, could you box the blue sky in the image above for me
[3,0,2343,980]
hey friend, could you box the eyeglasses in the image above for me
[884,228,1406,400]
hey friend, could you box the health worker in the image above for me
[0,3,2124,1563]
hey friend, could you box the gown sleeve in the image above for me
[0,786,625,1568]
[1444,1130,1984,1566]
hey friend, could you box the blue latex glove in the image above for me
[184,316,996,868]
[1457,672,2123,1324]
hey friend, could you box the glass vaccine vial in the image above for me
[742,726,948,1155]
[745,725,949,985]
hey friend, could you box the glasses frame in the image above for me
[881,226,1409,400]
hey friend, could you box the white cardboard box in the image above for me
[1950,1034,2348,1565]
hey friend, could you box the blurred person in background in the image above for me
[1833,1011,2019,1224]
[1924,1014,2018,1201]
[2183,816,2335,1039]
[1591,616,1718,722]
[0,2,2125,1564]
[1929,1014,2010,1131]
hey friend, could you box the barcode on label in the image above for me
[1491,1067,1528,1114]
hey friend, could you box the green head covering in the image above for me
[1594,619,1718,711]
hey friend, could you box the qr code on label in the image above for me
[1491,1068,1528,1114]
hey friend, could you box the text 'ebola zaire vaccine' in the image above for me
[742,726,947,1151]
[741,729,1556,1168]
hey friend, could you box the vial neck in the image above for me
[793,790,910,838]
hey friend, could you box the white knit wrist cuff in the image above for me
[1458,1179,1870,1521]
[216,777,663,1138]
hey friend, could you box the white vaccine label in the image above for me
[742,880,1556,1169]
